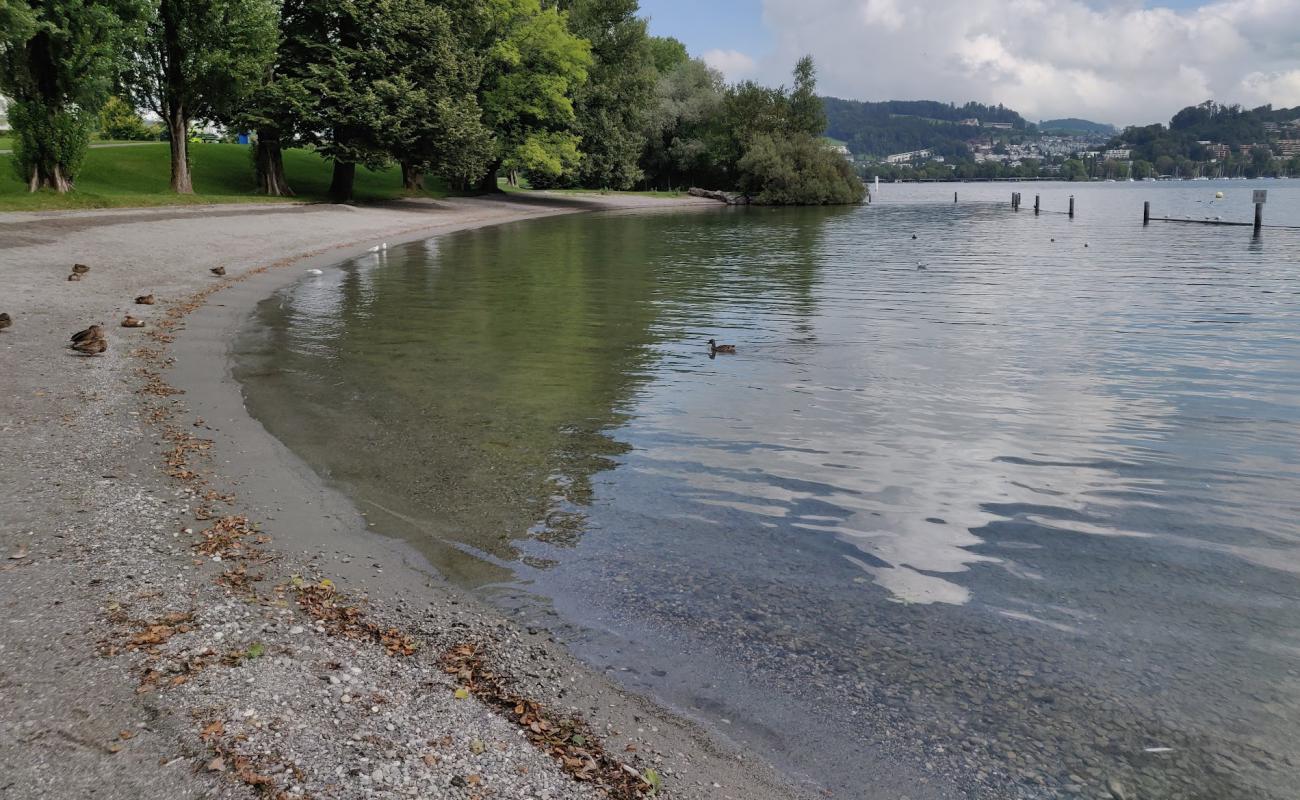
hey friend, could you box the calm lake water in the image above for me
[233,181,1300,799]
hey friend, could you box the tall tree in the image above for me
[0,0,146,191]
[470,0,591,191]
[640,56,724,189]
[556,0,655,189]
[127,0,277,193]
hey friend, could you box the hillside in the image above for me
[1039,118,1115,135]
[1109,101,1300,165]
[822,97,1027,159]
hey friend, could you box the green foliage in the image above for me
[823,97,1025,159]
[644,36,687,73]
[7,99,91,185]
[736,131,864,205]
[97,96,153,140]
[0,0,148,188]
[640,57,725,189]
[556,0,656,189]
[477,0,591,183]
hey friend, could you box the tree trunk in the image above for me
[329,160,356,203]
[400,162,424,191]
[254,130,293,196]
[476,161,502,193]
[27,162,72,193]
[166,107,193,194]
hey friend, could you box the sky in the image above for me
[637,0,1300,126]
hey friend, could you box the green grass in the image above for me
[0,136,11,151]
[0,142,449,211]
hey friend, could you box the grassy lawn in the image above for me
[0,142,449,211]
[0,136,11,151]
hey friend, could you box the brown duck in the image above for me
[71,263,90,275]
[135,294,155,305]
[71,324,104,344]
[708,338,736,355]
[121,315,146,328]
[67,273,82,282]
[0,313,11,332]
[71,337,107,356]
[210,266,226,276]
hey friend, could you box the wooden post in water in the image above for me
[1068,195,1075,218]
[1254,201,1263,232]
[954,191,957,203]
[1143,201,1150,225]
[1034,195,1040,215]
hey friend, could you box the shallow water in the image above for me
[234,181,1300,799]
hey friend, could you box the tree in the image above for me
[736,132,864,205]
[471,0,591,191]
[786,55,823,136]
[640,57,724,189]
[0,0,146,191]
[644,35,687,73]
[127,0,277,193]
[556,0,655,189]
[98,95,153,139]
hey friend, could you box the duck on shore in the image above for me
[708,338,736,355]
[0,313,11,332]
[67,273,81,282]
[71,263,89,275]
[210,266,226,276]
[70,324,104,344]
[121,316,146,328]
[71,337,107,356]
[135,294,155,305]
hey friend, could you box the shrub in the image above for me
[736,131,865,205]
[98,97,154,141]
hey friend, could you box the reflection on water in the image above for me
[234,182,1300,799]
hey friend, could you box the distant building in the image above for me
[1278,140,1300,157]
[959,118,980,126]
[1102,148,1131,160]
[1204,143,1230,160]
[884,149,931,164]
[985,122,1013,130]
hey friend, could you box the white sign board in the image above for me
[1253,189,1267,204]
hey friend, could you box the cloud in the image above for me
[701,48,759,80]
[755,0,1300,124]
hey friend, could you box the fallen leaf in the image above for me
[206,757,226,772]
[119,730,134,740]
[453,688,469,700]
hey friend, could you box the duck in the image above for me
[210,266,226,276]
[0,312,11,331]
[71,337,107,356]
[135,294,155,305]
[916,262,927,270]
[71,263,90,275]
[67,273,82,282]
[707,338,736,355]
[70,324,104,344]
[121,315,146,328]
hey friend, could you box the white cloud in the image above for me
[754,0,1300,124]
[701,48,759,80]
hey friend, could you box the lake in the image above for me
[233,181,1300,799]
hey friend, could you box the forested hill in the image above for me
[823,97,1028,158]
[1109,101,1300,162]
[1039,118,1115,135]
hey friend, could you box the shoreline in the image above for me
[1,193,809,800]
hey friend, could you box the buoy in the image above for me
[1215,191,1223,199]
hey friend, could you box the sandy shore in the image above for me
[0,194,809,800]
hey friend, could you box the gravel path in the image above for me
[0,195,808,800]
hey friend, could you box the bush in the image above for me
[736,132,865,205]
[9,100,93,188]
[98,97,154,141]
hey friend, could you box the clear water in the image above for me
[233,182,1300,799]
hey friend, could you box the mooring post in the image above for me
[954,191,957,204]
[1143,201,1150,225]
[1069,195,1075,218]
[1255,202,1263,232]
[1034,195,1040,215]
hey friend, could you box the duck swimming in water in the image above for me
[708,338,736,355]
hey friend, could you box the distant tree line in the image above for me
[0,0,862,205]
[823,97,1027,159]
[1110,101,1300,177]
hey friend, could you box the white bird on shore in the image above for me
[307,268,323,275]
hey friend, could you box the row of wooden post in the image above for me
[1012,193,1073,218]
[1143,199,1265,231]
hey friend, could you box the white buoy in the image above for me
[1215,191,1223,199]
[307,268,323,275]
